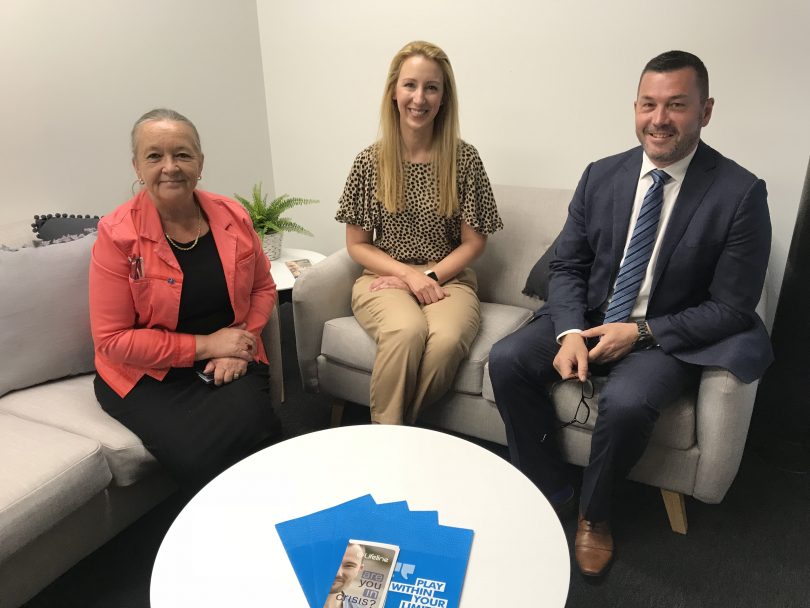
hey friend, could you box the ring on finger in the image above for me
[234,373,240,380]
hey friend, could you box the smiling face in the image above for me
[634,67,713,167]
[393,54,444,138]
[329,544,364,594]
[132,120,204,208]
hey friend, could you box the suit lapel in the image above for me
[611,150,643,271]
[650,141,718,294]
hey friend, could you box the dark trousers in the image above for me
[488,314,699,522]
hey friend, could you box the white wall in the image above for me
[2,1,806,323]
[256,0,810,324]
[0,0,274,223]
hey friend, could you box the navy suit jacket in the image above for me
[542,141,773,383]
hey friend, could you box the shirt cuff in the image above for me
[556,328,583,345]
[173,333,198,367]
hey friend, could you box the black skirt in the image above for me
[95,363,280,489]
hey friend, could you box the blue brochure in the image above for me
[276,494,473,608]
[276,494,377,606]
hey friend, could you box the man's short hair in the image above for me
[641,50,710,101]
[348,543,366,561]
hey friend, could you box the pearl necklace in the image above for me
[165,205,202,251]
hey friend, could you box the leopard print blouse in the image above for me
[335,141,503,263]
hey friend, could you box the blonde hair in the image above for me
[377,41,460,216]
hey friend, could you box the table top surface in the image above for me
[270,247,326,291]
[151,425,570,608]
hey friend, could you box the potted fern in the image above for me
[235,183,319,260]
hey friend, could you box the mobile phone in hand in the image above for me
[196,370,216,386]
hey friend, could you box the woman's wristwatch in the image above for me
[424,269,439,282]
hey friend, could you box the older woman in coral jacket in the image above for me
[90,108,280,490]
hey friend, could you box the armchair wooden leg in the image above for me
[660,489,688,534]
[330,400,346,428]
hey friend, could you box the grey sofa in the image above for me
[293,184,767,534]
[0,219,283,608]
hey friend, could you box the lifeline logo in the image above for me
[394,561,415,580]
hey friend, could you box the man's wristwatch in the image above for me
[635,320,655,349]
[424,269,439,282]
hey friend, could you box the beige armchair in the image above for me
[292,184,766,534]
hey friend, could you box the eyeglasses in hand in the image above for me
[541,378,594,443]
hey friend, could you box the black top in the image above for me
[170,231,234,335]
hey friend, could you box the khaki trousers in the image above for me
[352,266,480,425]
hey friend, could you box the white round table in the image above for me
[150,426,570,607]
[269,247,326,293]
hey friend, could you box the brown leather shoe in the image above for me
[575,514,614,576]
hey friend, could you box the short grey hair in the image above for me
[131,108,202,156]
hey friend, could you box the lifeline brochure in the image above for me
[276,495,474,608]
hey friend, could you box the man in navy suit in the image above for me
[488,50,772,577]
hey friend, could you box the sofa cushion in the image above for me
[522,233,559,300]
[0,233,96,398]
[0,412,112,563]
[0,219,40,249]
[32,214,99,241]
[474,185,571,309]
[320,302,534,396]
[454,302,534,394]
[0,375,160,486]
[482,369,696,450]
[321,316,376,370]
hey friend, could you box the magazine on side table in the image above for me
[285,258,312,279]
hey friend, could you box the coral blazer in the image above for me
[90,189,276,397]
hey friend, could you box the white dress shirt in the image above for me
[621,146,698,320]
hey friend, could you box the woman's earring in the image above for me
[131,178,144,194]
[197,175,202,180]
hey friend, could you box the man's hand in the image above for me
[581,323,638,364]
[553,333,590,382]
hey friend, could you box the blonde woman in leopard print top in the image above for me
[335,40,503,425]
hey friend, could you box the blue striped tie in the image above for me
[603,169,670,324]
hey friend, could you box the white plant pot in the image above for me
[262,232,283,260]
